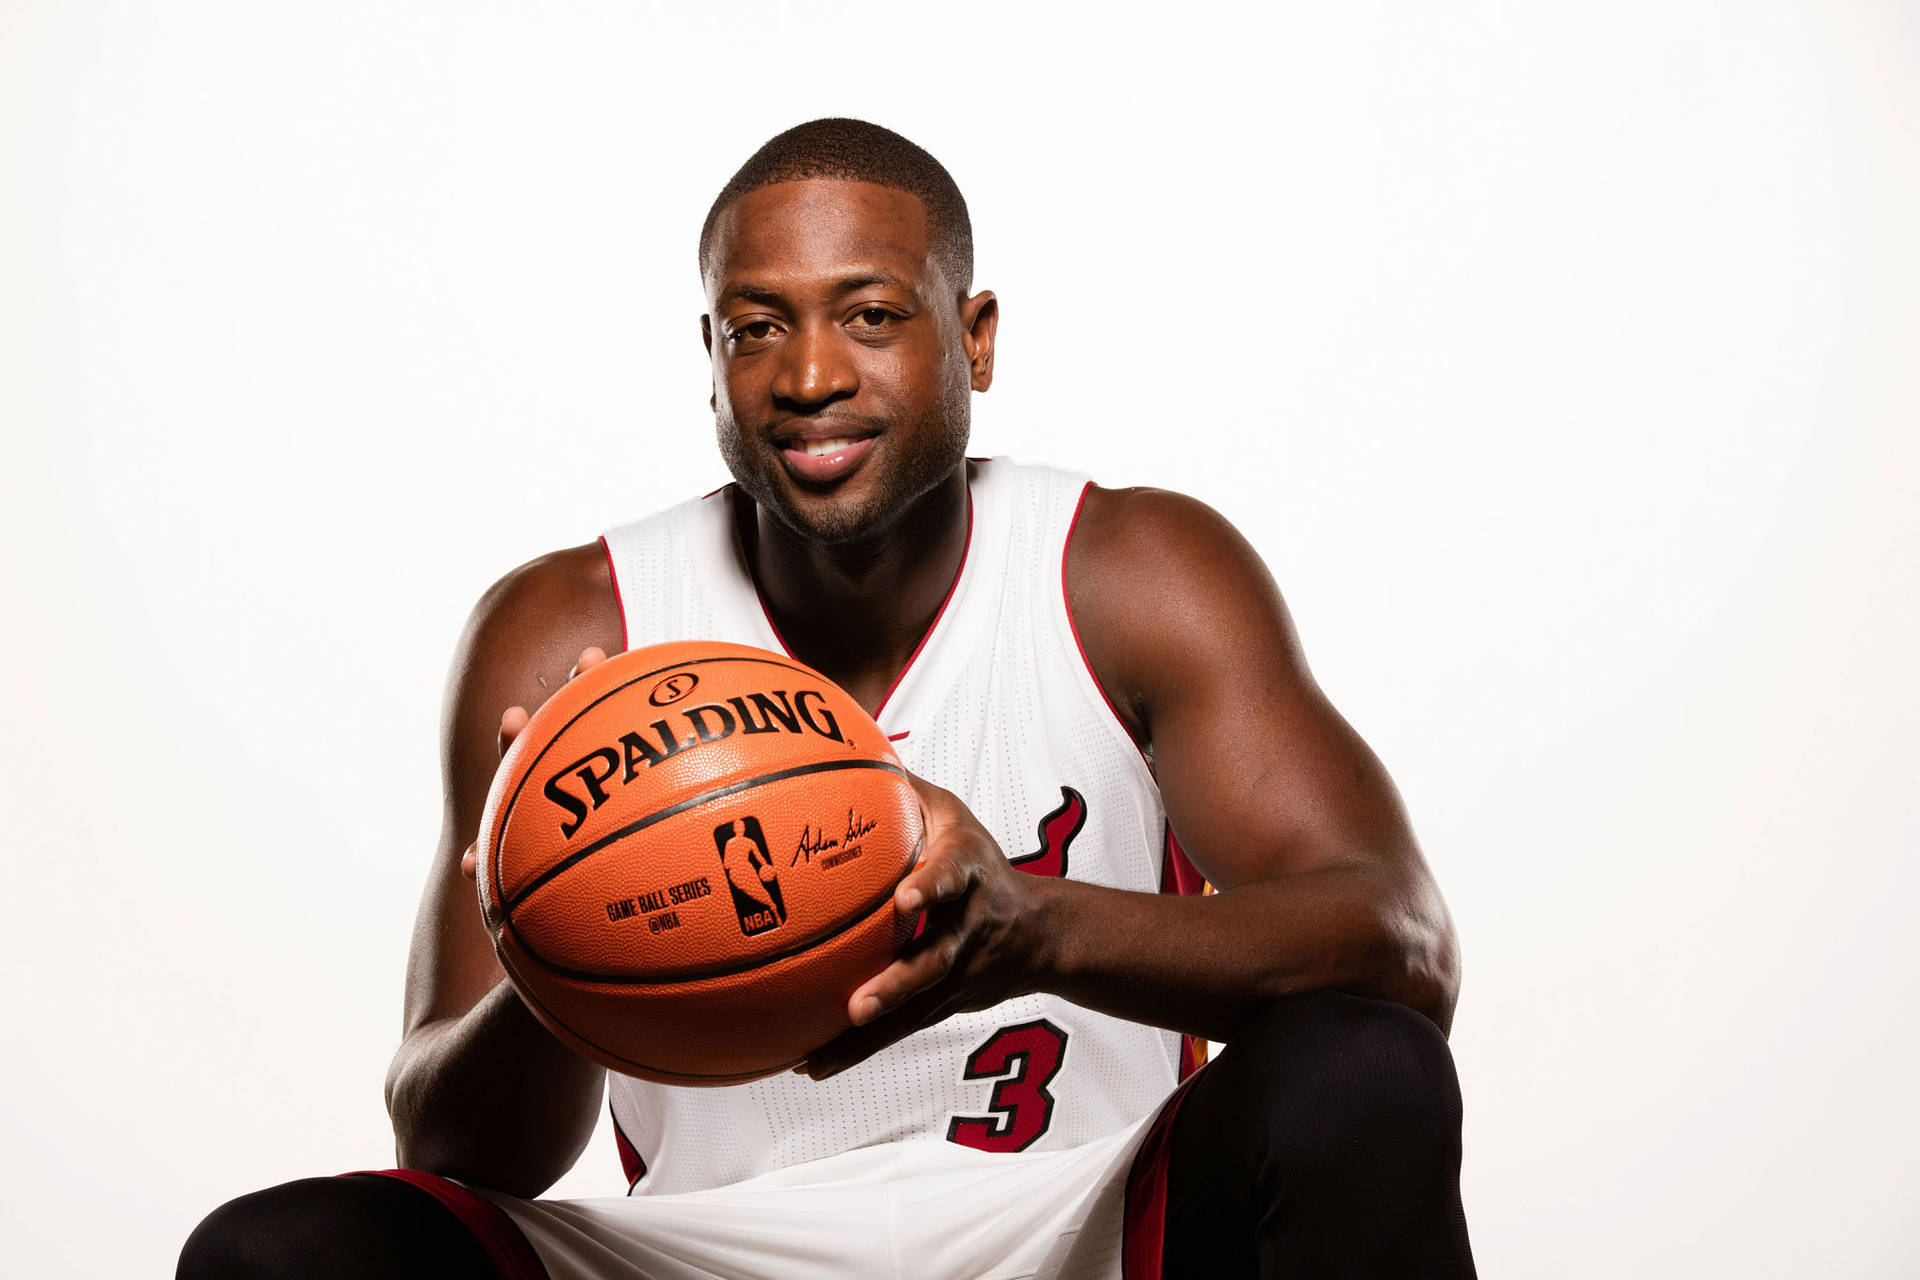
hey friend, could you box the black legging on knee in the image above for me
[1161,991,1476,1279]
[177,1174,498,1279]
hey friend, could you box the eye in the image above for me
[727,320,777,346]
[852,308,893,328]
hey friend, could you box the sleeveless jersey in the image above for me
[596,458,1203,1196]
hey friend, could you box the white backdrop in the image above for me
[4,2,1916,1275]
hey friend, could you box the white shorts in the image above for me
[357,1080,1190,1280]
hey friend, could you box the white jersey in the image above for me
[595,457,1205,1196]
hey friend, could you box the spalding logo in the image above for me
[648,672,699,706]
[542,687,847,838]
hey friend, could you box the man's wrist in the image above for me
[1016,873,1080,998]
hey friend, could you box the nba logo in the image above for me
[714,817,787,936]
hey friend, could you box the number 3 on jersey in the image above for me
[945,1019,1069,1153]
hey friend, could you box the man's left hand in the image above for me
[798,774,1051,1080]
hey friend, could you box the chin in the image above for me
[762,483,899,547]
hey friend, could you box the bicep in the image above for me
[399,547,623,1035]
[1074,489,1421,890]
[1149,625,1421,890]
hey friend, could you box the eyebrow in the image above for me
[833,270,907,292]
[718,283,784,305]
[716,269,911,307]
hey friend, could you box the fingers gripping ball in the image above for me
[476,641,922,1085]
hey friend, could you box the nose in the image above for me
[770,318,858,410]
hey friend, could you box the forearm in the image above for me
[1028,863,1459,1042]
[385,979,606,1197]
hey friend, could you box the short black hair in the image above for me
[699,118,973,295]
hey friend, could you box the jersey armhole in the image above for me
[1058,480,1154,769]
[598,533,631,653]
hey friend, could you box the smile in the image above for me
[778,433,877,484]
[796,436,863,457]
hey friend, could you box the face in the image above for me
[702,179,996,545]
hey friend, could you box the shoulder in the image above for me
[1067,484,1264,578]
[433,541,626,830]
[473,541,616,630]
[453,542,624,697]
[1065,484,1303,742]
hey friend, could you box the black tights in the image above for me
[177,1174,496,1279]
[180,993,1473,1278]
[1162,991,1476,1278]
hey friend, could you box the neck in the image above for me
[740,463,972,715]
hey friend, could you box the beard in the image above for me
[715,376,971,547]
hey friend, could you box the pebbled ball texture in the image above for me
[477,640,922,1084]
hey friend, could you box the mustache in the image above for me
[767,413,887,441]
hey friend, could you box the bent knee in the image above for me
[176,1175,492,1280]
[180,1180,329,1279]
[1215,992,1462,1154]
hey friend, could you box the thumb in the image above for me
[497,705,530,756]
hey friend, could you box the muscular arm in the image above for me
[807,486,1459,1076]
[1048,485,1459,1037]
[382,543,624,1196]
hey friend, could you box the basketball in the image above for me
[475,640,923,1085]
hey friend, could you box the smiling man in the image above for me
[180,119,1476,1280]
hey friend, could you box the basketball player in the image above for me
[180,119,1475,1278]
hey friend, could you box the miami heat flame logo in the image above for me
[1008,787,1085,879]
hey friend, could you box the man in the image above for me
[181,118,1474,1278]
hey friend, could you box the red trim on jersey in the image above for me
[1177,1033,1205,1081]
[872,490,971,721]
[887,730,911,742]
[610,1101,647,1191]
[1120,1073,1199,1280]
[751,580,801,658]
[597,534,630,653]
[344,1169,548,1279]
[747,489,974,727]
[1158,822,1211,1079]
[1159,823,1207,899]
[1061,481,1147,760]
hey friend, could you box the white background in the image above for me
[4,2,1916,1275]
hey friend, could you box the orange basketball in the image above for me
[475,640,922,1085]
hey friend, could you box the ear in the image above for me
[701,315,716,411]
[959,290,998,392]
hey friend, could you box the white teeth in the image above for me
[799,437,859,457]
